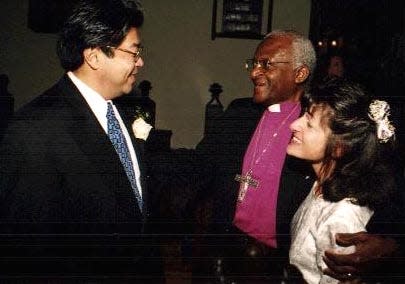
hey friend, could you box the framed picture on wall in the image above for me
[211,0,273,40]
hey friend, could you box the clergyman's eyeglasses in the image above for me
[245,59,291,71]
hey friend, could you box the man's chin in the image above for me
[252,90,265,104]
[122,83,136,95]
[253,94,277,107]
[252,95,261,104]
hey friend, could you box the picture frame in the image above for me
[211,0,273,40]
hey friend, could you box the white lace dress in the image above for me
[289,182,374,284]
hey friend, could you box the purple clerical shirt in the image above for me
[233,102,301,248]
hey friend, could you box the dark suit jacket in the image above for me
[0,75,162,279]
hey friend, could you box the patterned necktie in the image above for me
[106,102,143,212]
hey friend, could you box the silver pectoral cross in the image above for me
[235,170,259,202]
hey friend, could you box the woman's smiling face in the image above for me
[287,105,332,175]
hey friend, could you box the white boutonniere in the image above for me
[132,117,153,141]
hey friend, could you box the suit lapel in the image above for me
[54,75,143,220]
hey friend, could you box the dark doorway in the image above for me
[309,0,405,166]
[309,0,405,95]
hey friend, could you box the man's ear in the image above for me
[295,65,310,84]
[83,48,101,70]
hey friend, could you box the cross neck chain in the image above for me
[248,103,299,170]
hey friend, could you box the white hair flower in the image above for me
[368,100,395,143]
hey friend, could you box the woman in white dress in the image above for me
[286,78,396,283]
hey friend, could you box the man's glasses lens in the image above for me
[245,59,255,70]
[106,45,143,61]
[245,59,267,71]
[245,59,290,71]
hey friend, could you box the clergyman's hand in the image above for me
[322,232,398,282]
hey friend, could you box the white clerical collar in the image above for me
[268,104,281,112]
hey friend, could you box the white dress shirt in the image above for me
[67,71,142,197]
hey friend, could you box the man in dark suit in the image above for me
[192,30,402,283]
[0,0,162,281]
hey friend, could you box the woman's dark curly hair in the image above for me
[303,78,396,210]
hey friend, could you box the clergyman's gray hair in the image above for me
[264,30,316,89]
